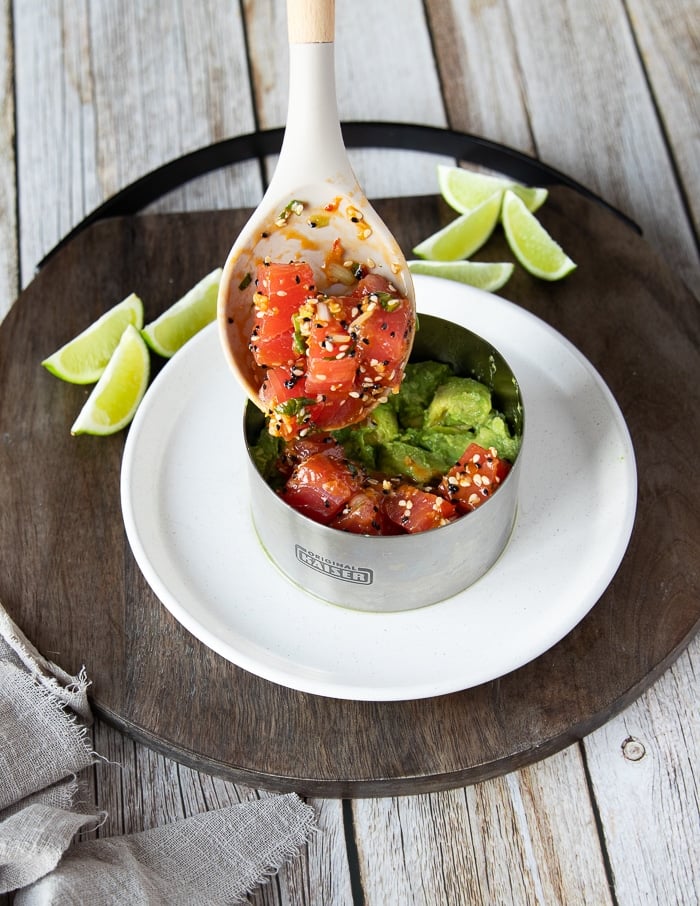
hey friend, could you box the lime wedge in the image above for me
[501,190,576,281]
[42,293,144,384]
[412,192,502,261]
[512,184,549,213]
[437,165,548,214]
[408,260,514,292]
[142,267,222,358]
[71,325,150,436]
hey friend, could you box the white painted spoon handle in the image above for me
[266,0,358,197]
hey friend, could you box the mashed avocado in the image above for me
[333,362,521,481]
[251,361,521,483]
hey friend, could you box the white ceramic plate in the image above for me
[121,275,637,701]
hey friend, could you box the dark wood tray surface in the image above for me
[1,189,698,796]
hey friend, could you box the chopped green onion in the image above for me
[374,291,402,312]
[275,198,305,226]
[292,314,307,355]
[275,397,315,418]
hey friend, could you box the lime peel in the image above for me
[408,260,514,292]
[142,267,223,358]
[42,293,144,384]
[501,190,576,281]
[412,192,502,262]
[70,325,150,436]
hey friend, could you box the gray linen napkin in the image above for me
[0,603,316,903]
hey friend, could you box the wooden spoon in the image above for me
[217,0,416,426]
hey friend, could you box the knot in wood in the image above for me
[621,736,646,761]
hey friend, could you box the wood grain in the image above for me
[1,189,698,797]
[585,643,700,904]
[12,0,259,283]
[626,0,700,237]
[0,0,16,322]
[353,748,613,905]
[287,0,335,44]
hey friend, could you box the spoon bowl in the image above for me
[217,0,415,424]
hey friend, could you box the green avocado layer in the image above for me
[251,360,521,485]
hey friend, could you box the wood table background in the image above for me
[1,1,698,904]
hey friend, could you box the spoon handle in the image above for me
[265,0,356,195]
[287,0,334,44]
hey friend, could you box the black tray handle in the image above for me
[39,122,640,268]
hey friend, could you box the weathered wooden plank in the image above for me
[426,0,699,293]
[12,0,260,280]
[424,0,535,151]
[626,0,700,239]
[584,638,700,906]
[506,0,699,292]
[352,747,613,905]
[0,0,17,322]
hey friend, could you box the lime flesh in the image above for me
[142,267,222,358]
[501,190,576,281]
[71,325,150,435]
[408,260,514,292]
[412,192,502,261]
[42,293,144,384]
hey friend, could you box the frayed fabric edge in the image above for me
[0,602,92,723]
[216,795,318,906]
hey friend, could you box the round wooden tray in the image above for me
[1,142,698,796]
